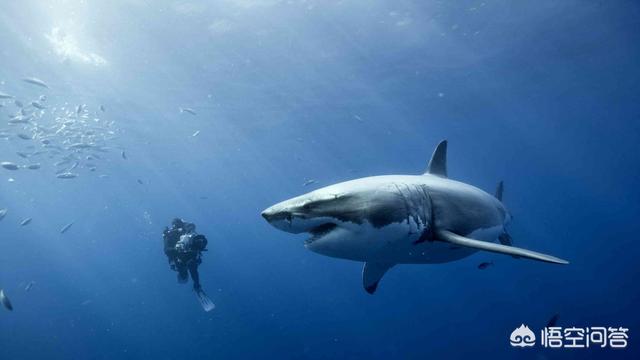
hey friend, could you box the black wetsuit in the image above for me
[163,227,182,264]
[179,252,201,290]
[163,225,203,290]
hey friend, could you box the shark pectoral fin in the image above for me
[436,230,569,265]
[362,262,395,295]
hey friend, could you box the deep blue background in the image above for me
[1,1,639,359]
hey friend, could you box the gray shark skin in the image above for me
[262,140,568,294]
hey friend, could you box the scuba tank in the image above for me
[175,233,208,253]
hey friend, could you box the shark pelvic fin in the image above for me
[425,140,447,177]
[495,181,504,201]
[362,262,395,294]
[435,230,569,265]
[498,232,513,246]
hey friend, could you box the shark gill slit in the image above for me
[392,183,414,235]
[414,185,435,244]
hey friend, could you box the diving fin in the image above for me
[195,288,215,312]
[362,262,394,295]
[436,230,568,264]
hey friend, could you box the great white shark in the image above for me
[261,140,568,294]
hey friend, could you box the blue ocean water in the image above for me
[0,1,639,359]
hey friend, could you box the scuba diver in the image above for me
[163,218,215,311]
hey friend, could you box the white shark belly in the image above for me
[315,215,505,264]
[309,221,421,262]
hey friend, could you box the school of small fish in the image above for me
[0,78,125,180]
[0,78,205,313]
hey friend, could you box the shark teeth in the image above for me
[306,223,338,245]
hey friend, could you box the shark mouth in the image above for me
[305,223,338,245]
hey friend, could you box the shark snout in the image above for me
[261,206,291,223]
[261,204,301,233]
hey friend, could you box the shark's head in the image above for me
[261,177,431,260]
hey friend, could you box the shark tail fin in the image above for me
[425,140,447,177]
[495,181,504,201]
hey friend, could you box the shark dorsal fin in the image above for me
[495,181,504,201]
[425,140,447,177]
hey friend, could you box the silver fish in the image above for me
[23,77,49,89]
[60,222,74,234]
[0,208,7,221]
[180,107,196,115]
[20,217,32,226]
[0,91,13,99]
[0,289,13,311]
[1,162,20,170]
[54,159,71,167]
[25,163,41,170]
[17,133,32,140]
[31,101,46,109]
[303,179,317,186]
[192,130,200,137]
[25,281,35,292]
[68,143,94,149]
[56,172,78,179]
